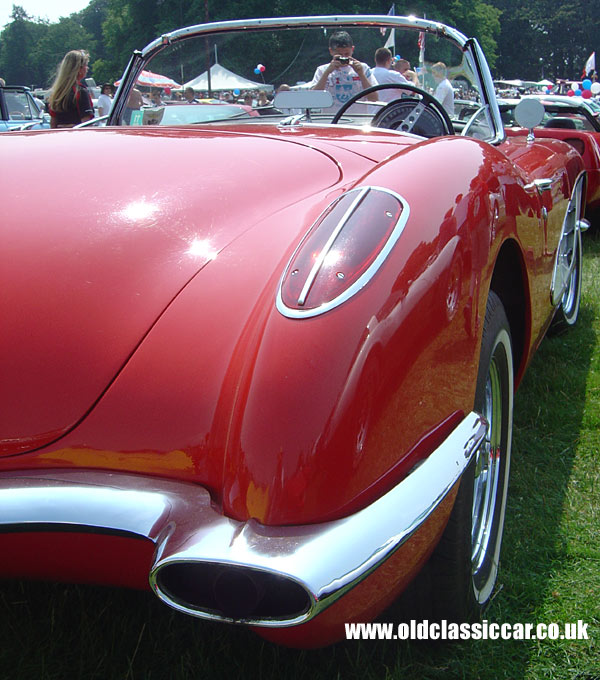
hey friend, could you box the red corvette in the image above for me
[0,16,588,648]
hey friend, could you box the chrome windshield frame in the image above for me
[108,14,505,143]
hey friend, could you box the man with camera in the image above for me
[309,30,378,113]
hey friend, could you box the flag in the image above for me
[380,4,395,36]
[584,51,596,76]
[418,31,425,66]
[384,28,395,50]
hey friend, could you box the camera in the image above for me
[336,56,350,64]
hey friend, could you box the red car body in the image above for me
[502,97,600,217]
[0,16,588,648]
[507,125,600,216]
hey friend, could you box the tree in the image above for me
[32,18,95,88]
[78,0,110,62]
[445,1,501,68]
[0,5,94,87]
[99,0,162,82]
[487,3,538,79]
[0,6,48,85]
[535,0,597,79]
[489,0,598,80]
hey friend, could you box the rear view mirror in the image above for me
[274,89,333,110]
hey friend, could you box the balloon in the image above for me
[591,82,600,94]
[259,65,266,73]
[254,68,260,74]
[575,88,582,96]
[582,89,592,99]
[582,78,592,90]
[567,89,575,96]
[164,87,171,95]
[233,88,240,95]
[394,55,401,61]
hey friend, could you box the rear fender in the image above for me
[222,137,507,525]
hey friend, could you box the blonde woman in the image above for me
[48,50,94,128]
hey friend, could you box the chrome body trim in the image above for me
[534,178,554,193]
[276,186,411,319]
[296,188,369,307]
[0,413,486,626]
[0,472,205,541]
[578,217,591,232]
[525,178,555,194]
[142,16,469,59]
[465,38,505,145]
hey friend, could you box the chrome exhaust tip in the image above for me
[153,562,312,623]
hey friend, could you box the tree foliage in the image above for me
[0,0,596,88]
[0,6,48,84]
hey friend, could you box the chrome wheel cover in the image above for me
[551,174,584,310]
[471,355,502,578]
[559,229,580,320]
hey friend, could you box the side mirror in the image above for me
[514,99,545,141]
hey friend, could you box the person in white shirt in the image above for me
[372,48,411,103]
[97,83,114,117]
[394,59,419,86]
[431,62,455,117]
[393,58,411,77]
[309,30,378,114]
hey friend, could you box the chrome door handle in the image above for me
[525,178,554,194]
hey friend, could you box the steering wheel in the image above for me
[460,105,490,138]
[331,83,454,138]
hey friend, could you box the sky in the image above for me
[0,0,91,28]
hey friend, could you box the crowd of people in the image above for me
[306,30,455,117]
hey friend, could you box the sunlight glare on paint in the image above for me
[121,199,159,223]
[186,238,218,260]
[323,249,342,268]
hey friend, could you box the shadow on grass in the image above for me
[1,240,598,680]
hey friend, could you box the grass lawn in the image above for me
[1,235,599,680]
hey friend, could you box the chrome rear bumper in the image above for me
[0,412,486,626]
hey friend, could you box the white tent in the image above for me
[495,79,554,90]
[182,63,272,92]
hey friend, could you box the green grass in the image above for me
[1,236,599,680]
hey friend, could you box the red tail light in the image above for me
[277,187,409,318]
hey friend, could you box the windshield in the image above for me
[3,89,42,121]
[111,18,499,141]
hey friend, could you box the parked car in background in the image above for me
[501,95,600,131]
[0,15,588,649]
[127,101,259,125]
[500,95,600,220]
[0,84,49,131]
